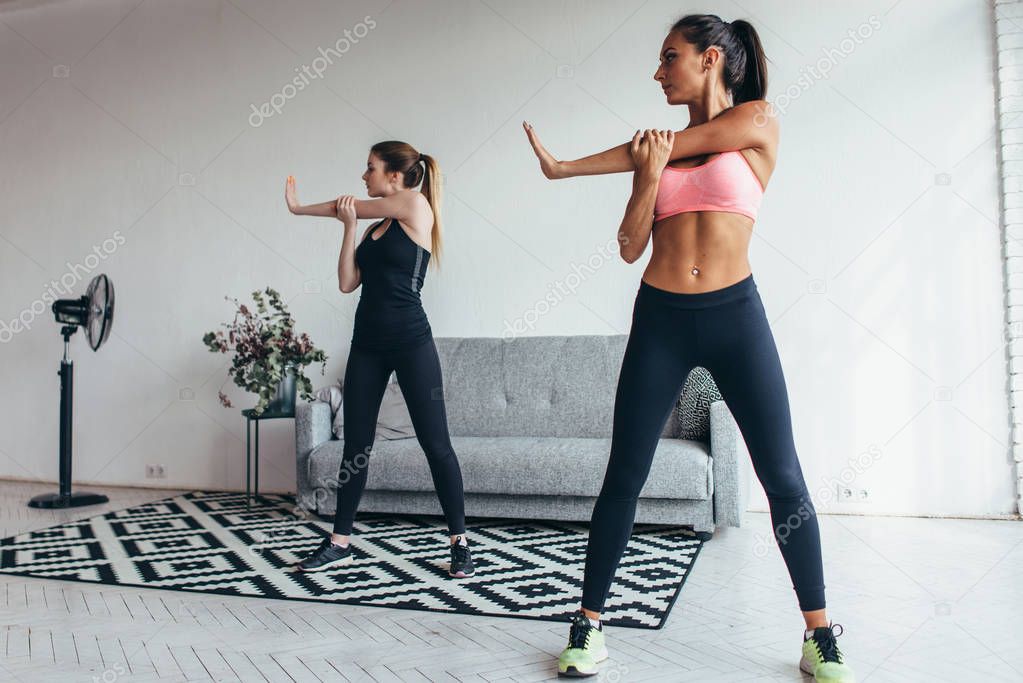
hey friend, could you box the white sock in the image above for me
[588,617,601,629]
[453,535,468,546]
[805,625,830,639]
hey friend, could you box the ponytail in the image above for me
[419,153,443,268]
[728,20,768,104]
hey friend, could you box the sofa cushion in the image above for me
[307,436,711,500]
[432,335,679,440]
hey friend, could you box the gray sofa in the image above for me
[295,334,751,540]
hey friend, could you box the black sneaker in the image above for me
[294,536,353,572]
[449,536,475,578]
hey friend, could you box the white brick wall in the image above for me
[996,0,1023,511]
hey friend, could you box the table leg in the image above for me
[245,416,251,511]
[255,418,260,504]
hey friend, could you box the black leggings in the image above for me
[582,274,826,613]
[331,336,466,536]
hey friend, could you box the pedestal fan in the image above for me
[27,273,114,508]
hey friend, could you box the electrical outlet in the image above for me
[145,464,166,479]
[835,484,869,503]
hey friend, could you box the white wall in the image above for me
[0,0,1014,517]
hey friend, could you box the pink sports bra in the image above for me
[653,150,765,223]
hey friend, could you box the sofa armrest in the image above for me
[295,399,333,511]
[709,399,751,528]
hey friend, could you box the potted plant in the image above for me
[203,287,327,416]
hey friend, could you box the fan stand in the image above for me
[27,325,109,509]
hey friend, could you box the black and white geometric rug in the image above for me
[0,490,704,629]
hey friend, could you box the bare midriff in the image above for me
[642,210,754,293]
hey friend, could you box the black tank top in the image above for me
[351,217,432,351]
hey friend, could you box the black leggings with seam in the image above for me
[581,273,826,613]
[331,336,466,537]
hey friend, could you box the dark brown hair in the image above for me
[369,141,443,268]
[671,14,768,105]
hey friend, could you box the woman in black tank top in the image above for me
[351,215,431,351]
[285,141,474,579]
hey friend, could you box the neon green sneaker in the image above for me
[800,622,856,682]
[557,610,608,677]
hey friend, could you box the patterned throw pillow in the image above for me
[676,366,723,441]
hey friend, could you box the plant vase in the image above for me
[266,363,298,415]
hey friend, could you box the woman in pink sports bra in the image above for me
[525,13,855,683]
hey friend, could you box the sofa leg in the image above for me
[693,529,714,542]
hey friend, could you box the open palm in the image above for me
[522,121,563,180]
[285,175,300,214]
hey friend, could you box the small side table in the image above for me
[242,407,295,509]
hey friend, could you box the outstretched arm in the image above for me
[524,100,776,179]
[285,176,334,217]
[285,177,419,220]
